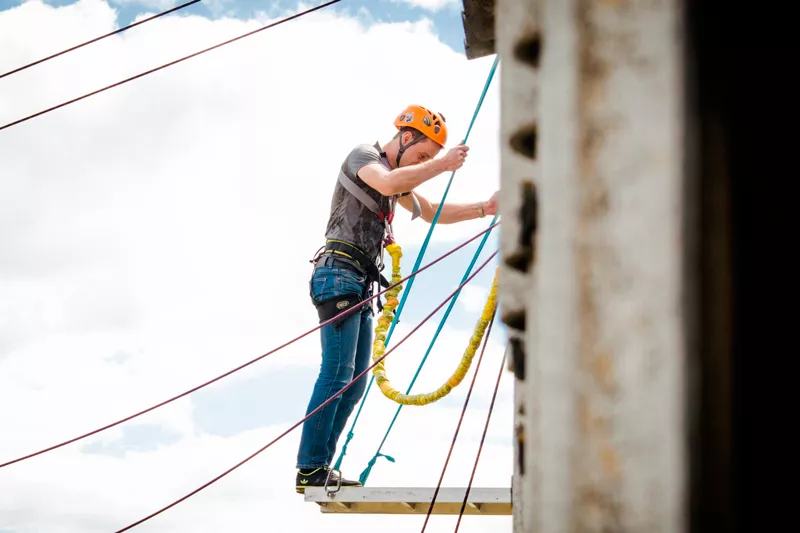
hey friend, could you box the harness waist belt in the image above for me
[322,240,388,286]
[324,239,373,265]
[315,254,362,273]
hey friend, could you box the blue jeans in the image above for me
[296,262,374,470]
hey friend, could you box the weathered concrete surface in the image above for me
[497,0,689,531]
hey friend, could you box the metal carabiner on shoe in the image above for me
[324,467,342,498]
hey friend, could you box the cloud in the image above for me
[392,0,461,13]
[455,283,492,314]
[0,1,505,531]
[109,0,185,13]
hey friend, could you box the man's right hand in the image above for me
[439,143,470,172]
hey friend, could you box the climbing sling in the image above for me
[371,243,499,406]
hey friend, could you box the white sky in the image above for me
[0,1,509,531]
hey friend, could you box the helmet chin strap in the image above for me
[395,131,426,168]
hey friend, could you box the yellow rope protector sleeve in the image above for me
[371,242,499,406]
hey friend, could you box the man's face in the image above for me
[399,131,442,167]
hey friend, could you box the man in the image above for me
[295,104,497,493]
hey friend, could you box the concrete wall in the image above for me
[495,1,690,531]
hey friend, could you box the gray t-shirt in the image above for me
[324,143,393,262]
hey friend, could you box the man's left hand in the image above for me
[483,190,498,216]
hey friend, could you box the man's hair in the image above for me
[393,126,425,141]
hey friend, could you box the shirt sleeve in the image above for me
[344,144,382,181]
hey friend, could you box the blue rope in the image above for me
[332,54,500,474]
[358,214,499,485]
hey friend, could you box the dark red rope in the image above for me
[454,344,508,532]
[113,250,498,532]
[0,0,340,131]
[420,310,497,532]
[0,223,499,469]
[0,0,202,80]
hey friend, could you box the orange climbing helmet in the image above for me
[393,104,448,147]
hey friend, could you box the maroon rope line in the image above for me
[113,250,498,532]
[454,345,508,532]
[420,310,497,532]
[0,0,202,80]
[0,0,340,132]
[0,223,499,469]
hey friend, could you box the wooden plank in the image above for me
[303,487,511,516]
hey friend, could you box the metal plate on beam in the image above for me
[303,487,511,515]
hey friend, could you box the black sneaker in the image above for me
[295,466,362,494]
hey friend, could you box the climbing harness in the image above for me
[312,104,448,312]
[370,242,499,406]
[310,140,423,318]
[309,239,384,325]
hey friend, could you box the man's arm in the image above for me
[357,144,469,197]
[397,190,497,224]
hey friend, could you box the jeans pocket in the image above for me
[335,267,367,297]
[310,266,366,305]
[310,269,332,303]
